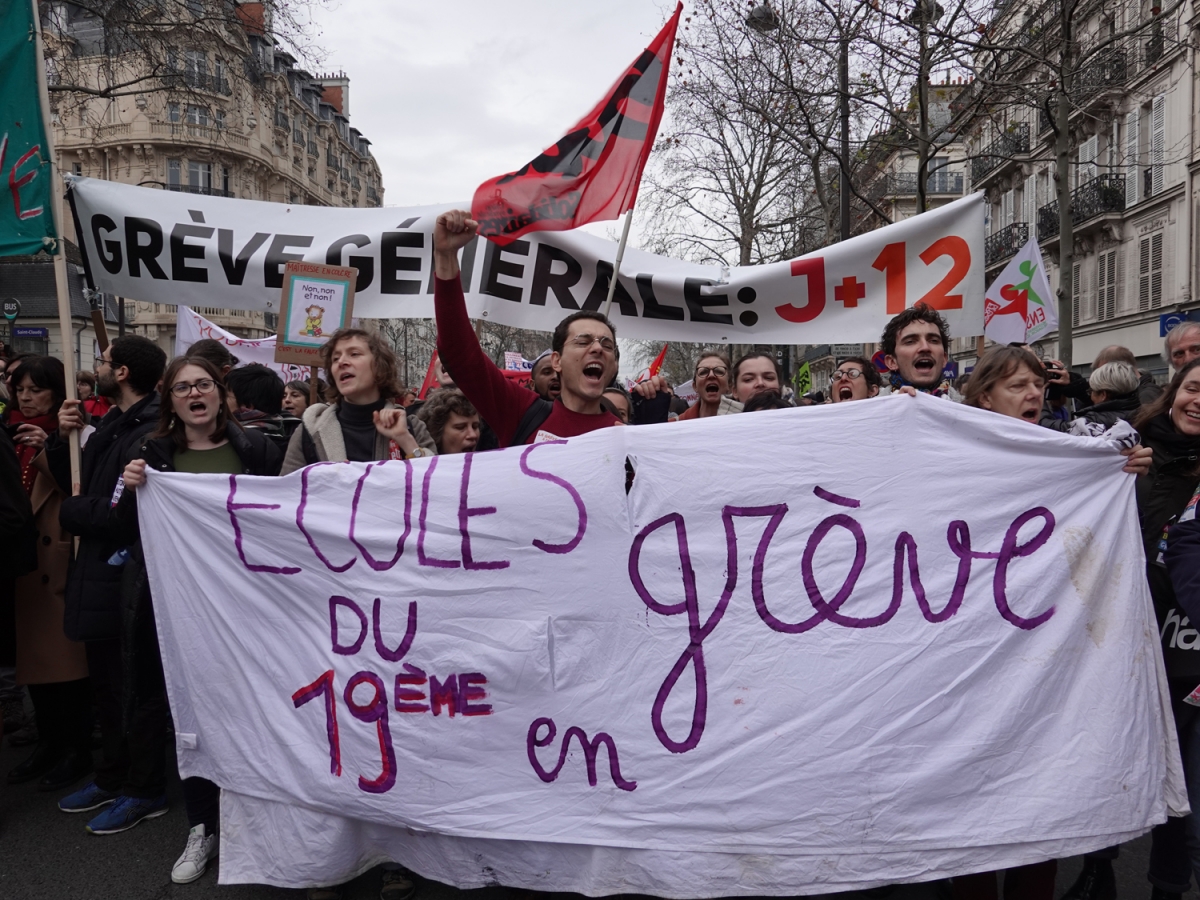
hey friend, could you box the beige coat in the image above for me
[281,401,436,475]
[14,452,88,684]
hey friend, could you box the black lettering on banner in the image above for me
[124,217,168,280]
[684,278,732,325]
[637,274,684,321]
[583,261,638,317]
[529,244,581,309]
[380,231,423,295]
[327,234,375,292]
[264,234,314,289]
[427,235,481,294]
[218,231,269,286]
[170,223,214,283]
[91,214,122,275]
[481,239,530,303]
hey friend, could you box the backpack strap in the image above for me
[509,398,554,447]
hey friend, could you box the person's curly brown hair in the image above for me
[415,389,478,453]
[319,329,402,404]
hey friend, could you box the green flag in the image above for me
[0,0,56,256]
[795,360,812,396]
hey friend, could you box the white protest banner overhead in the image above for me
[174,307,308,382]
[68,176,985,344]
[138,395,1183,895]
[983,238,1058,345]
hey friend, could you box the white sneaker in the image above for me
[171,824,218,884]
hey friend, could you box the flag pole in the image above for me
[601,209,634,320]
[30,0,82,493]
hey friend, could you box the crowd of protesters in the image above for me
[0,209,1198,900]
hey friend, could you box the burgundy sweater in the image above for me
[434,275,618,447]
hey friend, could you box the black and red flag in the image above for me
[471,3,682,245]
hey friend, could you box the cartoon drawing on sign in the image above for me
[301,305,325,338]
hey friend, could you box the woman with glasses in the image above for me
[829,357,882,403]
[677,350,735,420]
[116,356,282,885]
[6,357,92,793]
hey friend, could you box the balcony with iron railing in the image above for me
[307,141,319,156]
[1070,48,1126,108]
[972,123,1029,184]
[274,111,290,129]
[985,222,1029,267]
[293,129,304,146]
[880,170,965,197]
[166,183,234,198]
[1036,174,1125,241]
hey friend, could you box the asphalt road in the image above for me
[0,725,1195,900]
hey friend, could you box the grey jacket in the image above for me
[280,401,436,475]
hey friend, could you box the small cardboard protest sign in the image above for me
[274,262,357,366]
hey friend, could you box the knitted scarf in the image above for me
[888,372,950,397]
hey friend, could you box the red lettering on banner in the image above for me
[776,256,826,323]
[834,276,865,309]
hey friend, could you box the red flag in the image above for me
[648,343,668,377]
[417,349,439,400]
[471,3,682,245]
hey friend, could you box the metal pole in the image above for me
[839,33,850,242]
[602,209,634,319]
[30,0,82,492]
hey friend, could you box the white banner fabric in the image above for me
[69,176,985,343]
[174,306,308,382]
[138,395,1184,895]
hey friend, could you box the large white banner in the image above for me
[69,175,985,343]
[139,395,1184,895]
[174,306,308,382]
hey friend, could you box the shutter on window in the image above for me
[1126,112,1139,206]
[1152,232,1164,308]
[1140,236,1152,310]
[1072,262,1081,326]
[1152,94,1165,196]
[1079,136,1098,186]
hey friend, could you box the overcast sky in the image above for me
[304,0,679,209]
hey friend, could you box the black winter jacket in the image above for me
[46,393,160,642]
[1040,392,1140,433]
[1137,414,1200,681]
[0,427,36,576]
[117,423,281,718]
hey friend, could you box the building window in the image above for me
[1071,262,1082,326]
[72,162,82,176]
[189,161,212,192]
[1098,249,1117,321]
[186,104,209,126]
[168,102,180,123]
[1139,232,1164,310]
[167,158,181,188]
[221,165,230,195]
[214,109,225,130]
[184,50,207,88]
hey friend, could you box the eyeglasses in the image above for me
[169,379,217,398]
[569,334,616,353]
[94,356,110,368]
[831,368,864,383]
[696,366,728,378]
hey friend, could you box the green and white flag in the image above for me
[983,238,1057,345]
[0,0,56,256]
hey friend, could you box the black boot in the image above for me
[1059,857,1116,900]
[37,747,92,792]
[6,742,60,784]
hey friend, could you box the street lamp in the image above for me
[746,3,851,241]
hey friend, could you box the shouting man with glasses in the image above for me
[432,210,621,446]
[829,357,883,403]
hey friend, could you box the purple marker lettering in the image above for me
[458,454,509,570]
[372,598,417,663]
[429,673,459,716]
[417,457,461,569]
[350,461,413,570]
[292,669,341,775]
[329,595,368,655]
[802,513,891,628]
[226,475,300,574]
[526,717,637,791]
[991,507,1056,629]
[344,671,396,794]
[520,442,587,553]
[297,464,357,573]
[459,672,492,716]
[394,663,429,714]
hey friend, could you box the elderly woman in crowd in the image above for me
[1039,360,1141,435]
